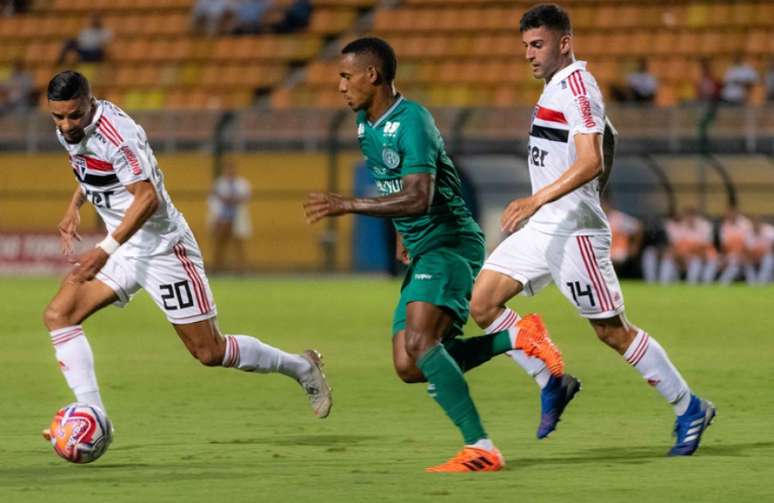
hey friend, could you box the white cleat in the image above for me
[298,350,332,419]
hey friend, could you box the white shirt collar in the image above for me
[548,60,587,86]
[368,94,404,128]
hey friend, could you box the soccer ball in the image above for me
[49,403,112,463]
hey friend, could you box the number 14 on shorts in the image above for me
[566,281,595,307]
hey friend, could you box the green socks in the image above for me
[417,344,487,444]
[443,330,513,373]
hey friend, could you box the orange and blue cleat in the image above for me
[425,446,505,473]
[514,313,564,376]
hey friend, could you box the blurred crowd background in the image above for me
[0,0,772,282]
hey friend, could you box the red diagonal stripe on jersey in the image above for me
[535,105,568,125]
[99,117,123,143]
[83,156,114,172]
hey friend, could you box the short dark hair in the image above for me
[47,70,91,101]
[519,3,572,34]
[341,37,397,84]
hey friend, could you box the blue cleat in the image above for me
[668,395,716,456]
[537,374,581,439]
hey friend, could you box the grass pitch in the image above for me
[1,277,773,502]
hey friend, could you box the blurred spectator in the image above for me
[697,59,722,154]
[602,197,643,277]
[191,0,238,36]
[58,14,112,64]
[271,0,311,34]
[208,160,252,273]
[660,208,717,284]
[744,216,774,285]
[626,58,658,103]
[1,0,29,15]
[721,54,758,104]
[232,0,274,35]
[717,206,752,285]
[764,59,774,102]
[0,60,34,114]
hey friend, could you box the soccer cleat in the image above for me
[298,350,332,419]
[514,314,564,376]
[42,428,52,442]
[425,446,504,473]
[537,374,581,439]
[668,395,716,456]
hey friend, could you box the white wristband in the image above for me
[96,235,120,255]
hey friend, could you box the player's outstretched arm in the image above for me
[501,133,603,232]
[71,180,159,282]
[58,186,86,259]
[303,173,434,223]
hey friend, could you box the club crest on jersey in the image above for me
[71,155,87,179]
[382,147,400,170]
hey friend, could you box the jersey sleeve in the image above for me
[108,122,153,186]
[564,73,606,138]
[397,109,440,176]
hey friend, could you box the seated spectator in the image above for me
[231,0,274,35]
[721,54,758,104]
[717,206,752,285]
[626,58,658,103]
[660,208,718,284]
[602,197,643,277]
[744,216,774,284]
[0,60,34,114]
[191,0,238,36]
[58,14,112,64]
[272,0,311,34]
[1,0,29,15]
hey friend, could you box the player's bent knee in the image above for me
[469,296,496,328]
[404,330,434,360]
[193,347,224,367]
[395,365,425,383]
[42,303,73,330]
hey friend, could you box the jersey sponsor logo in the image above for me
[383,121,400,136]
[382,147,401,170]
[357,123,365,138]
[375,178,403,195]
[576,95,595,128]
[120,145,143,175]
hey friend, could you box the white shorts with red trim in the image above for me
[96,229,217,324]
[482,224,624,319]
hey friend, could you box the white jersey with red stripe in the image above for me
[527,60,610,236]
[56,99,187,257]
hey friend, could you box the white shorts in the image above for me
[482,224,624,319]
[96,230,218,324]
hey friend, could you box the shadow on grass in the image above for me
[503,441,774,469]
[208,434,381,447]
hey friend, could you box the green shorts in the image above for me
[392,241,485,338]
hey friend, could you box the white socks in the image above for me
[222,335,311,379]
[623,330,691,416]
[484,308,551,389]
[49,326,106,413]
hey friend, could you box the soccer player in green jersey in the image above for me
[303,37,564,472]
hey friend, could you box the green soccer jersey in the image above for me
[356,96,483,257]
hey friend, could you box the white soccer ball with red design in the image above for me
[49,403,112,463]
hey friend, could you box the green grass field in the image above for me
[1,277,773,502]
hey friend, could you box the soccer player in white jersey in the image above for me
[41,71,332,440]
[468,4,715,456]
